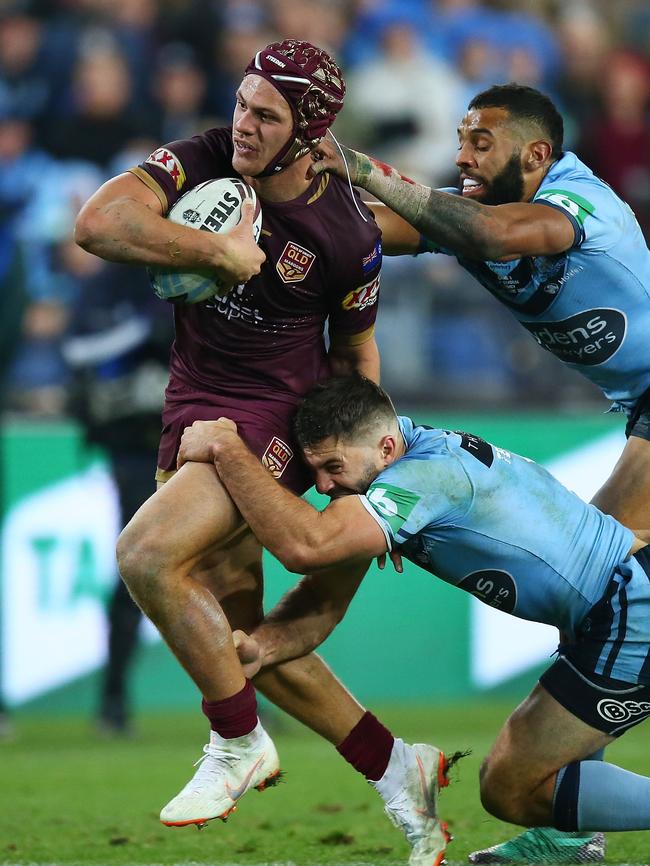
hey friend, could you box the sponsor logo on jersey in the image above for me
[276,242,316,283]
[341,275,380,311]
[522,308,626,366]
[458,569,517,614]
[145,148,186,190]
[535,188,595,227]
[362,240,382,274]
[597,698,650,724]
[261,436,293,478]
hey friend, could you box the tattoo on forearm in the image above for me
[349,151,495,258]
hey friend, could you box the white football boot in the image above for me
[160,721,281,827]
[372,739,451,866]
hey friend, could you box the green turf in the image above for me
[1,703,648,865]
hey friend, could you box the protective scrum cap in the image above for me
[244,39,346,176]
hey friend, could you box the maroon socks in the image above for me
[336,710,395,782]
[202,680,258,738]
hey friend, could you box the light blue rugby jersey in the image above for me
[429,153,650,409]
[360,417,635,640]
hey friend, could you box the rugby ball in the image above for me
[150,178,263,304]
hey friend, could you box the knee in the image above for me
[116,518,169,600]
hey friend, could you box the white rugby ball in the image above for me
[150,178,263,304]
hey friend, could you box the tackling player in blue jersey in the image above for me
[310,83,650,864]
[177,374,650,862]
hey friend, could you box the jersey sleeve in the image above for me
[359,476,451,548]
[533,180,623,252]
[326,202,383,346]
[128,128,235,214]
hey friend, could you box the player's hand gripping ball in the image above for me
[149,178,263,304]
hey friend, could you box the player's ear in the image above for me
[380,434,399,464]
[526,139,552,170]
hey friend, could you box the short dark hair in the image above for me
[468,83,564,160]
[293,374,396,450]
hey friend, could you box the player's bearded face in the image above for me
[475,149,525,206]
[457,107,526,205]
[232,75,294,177]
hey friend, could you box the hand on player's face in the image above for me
[214,200,266,292]
[177,418,239,469]
[307,133,346,180]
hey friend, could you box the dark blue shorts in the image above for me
[625,386,650,440]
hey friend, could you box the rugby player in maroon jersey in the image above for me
[75,40,447,865]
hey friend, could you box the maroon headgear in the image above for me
[243,39,346,176]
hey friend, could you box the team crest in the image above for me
[276,242,316,283]
[261,436,293,478]
[145,148,186,191]
[341,274,380,311]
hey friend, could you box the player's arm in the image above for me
[237,559,370,673]
[177,420,388,572]
[74,172,264,285]
[370,202,422,255]
[328,333,380,384]
[311,142,575,261]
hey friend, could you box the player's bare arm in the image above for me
[311,140,575,262]
[235,559,370,675]
[74,172,265,285]
[177,419,387,572]
[328,335,380,384]
[369,203,422,255]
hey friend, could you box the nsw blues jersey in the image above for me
[431,153,650,409]
[360,417,635,639]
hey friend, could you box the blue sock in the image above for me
[554,759,650,830]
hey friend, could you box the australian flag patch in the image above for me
[362,240,382,274]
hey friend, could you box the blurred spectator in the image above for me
[150,42,208,142]
[554,3,611,138]
[44,44,144,167]
[344,15,462,185]
[578,50,650,237]
[270,0,348,55]
[0,6,55,127]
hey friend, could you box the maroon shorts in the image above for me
[156,385,312,495]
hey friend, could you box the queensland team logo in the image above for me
[276,242,316,283]
[145,148,186,191]
[341,275,380,311]
[261,436,293,478]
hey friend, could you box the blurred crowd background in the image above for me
[1,0,650,420]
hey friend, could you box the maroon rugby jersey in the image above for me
[130,128,382,406]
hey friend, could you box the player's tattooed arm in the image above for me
[344,151,503,260]
[312,142,574,260]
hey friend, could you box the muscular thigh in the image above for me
[126,461,243,573]
[487,683,613,790]
[592,435,650,527]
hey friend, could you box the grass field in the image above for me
[2,701,649,866]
